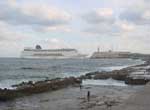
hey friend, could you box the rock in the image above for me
[125,76,149,85]
[92,69,130,81]
[110,70,129,81]
[146,68,150,72]
[0,77,82,101]
[93,72,110,79]
[0,89,22,101]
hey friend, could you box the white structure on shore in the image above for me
[91,48,131,58]
[21,45,87,59]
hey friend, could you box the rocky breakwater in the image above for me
[125,63,150,85]
[80,67,133,81]
[80,61,150,85]
[0,77,81,101]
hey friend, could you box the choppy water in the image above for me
[0,58,144,89]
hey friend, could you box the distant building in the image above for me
[91,48,131,59]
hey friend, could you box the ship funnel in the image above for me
[36,45,42,50]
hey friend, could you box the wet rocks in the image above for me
[125,77,149,85]
[0,77,82,101]
[125,76,150,85]
[146,68,150,72]
[82,68,133,81]
[0,89,22,101]
[110,69,131,81]
[80,64,150,85]
[80,72,97,79]
[93,72,110,79]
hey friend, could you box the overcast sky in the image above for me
[0,0,150,57]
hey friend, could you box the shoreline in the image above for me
[0,58,150,109]
[79,60,150,85]
[0,58,149,101]
[0,83,144,110]
[0,58,143,89]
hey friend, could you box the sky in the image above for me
[0,0,150,57]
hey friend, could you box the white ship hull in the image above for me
[21,46,86,59]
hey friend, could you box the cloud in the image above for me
[0,1,71,29]
[117,31,150,53]
[39,38,70,49]
[115,21,136,32]
[81,2,149,36]
[0,21,26,42]
[80,1,150,54]
[0,18,36,56]
[0,21,27,57]
[0,1,73,57]
[81,8,118,35]
[40,25,72,33]
[119,10,150,25]
[82,8,115,24]
[0,41,24,57]
[119,0,150,25]
[83,24,120,36]
[0,0,150,57]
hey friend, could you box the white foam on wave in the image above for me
[0,78,45,89]
[0,79,20,89]
[101,65,128,71]
[101,59,145,72]
[82,79,127,87]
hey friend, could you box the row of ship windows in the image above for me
[33,53,64,56]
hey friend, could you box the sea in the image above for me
[0,58,144,89]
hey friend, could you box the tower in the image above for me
[97,47,100,52]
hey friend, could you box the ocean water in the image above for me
[0,58,144,89]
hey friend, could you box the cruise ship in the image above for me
[21,45,87,59]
